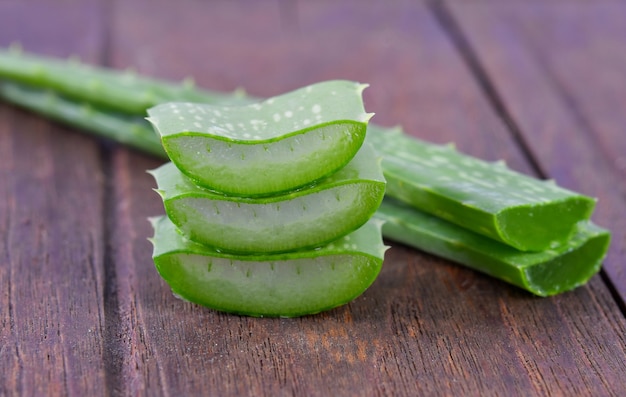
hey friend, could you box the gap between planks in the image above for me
[430,0,626,319]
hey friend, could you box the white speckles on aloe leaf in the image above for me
[375,198,610,297]
[149,144,385,253]
[149,215,387,318]
[366,125,596,251]
[147,80,372,196]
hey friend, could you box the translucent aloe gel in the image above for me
[149,144,385,253]
[147,80,374,196]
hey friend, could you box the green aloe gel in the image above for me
[150,216,387,317]
[147,80,373,196]
[149,144,385,254]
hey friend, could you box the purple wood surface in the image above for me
[0,1,108,395]
[0,0,625,396]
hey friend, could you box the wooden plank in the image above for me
[445,1,626,303]
[104,0,626,395]
[0,0,109,395]
[100,151,165,395]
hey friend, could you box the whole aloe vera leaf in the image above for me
[147,80,373,196]
[149,144,385,253]
[149,215,387,317]
[375,198,610,296]
[0,46,251,115]
[367,125,596,252]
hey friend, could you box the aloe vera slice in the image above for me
[149,144,385,253]
[147,80,373,196]
[149,215,387,317]
[376,198,609,296]
[367,125,596,251]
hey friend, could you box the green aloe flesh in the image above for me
[367,125,596,252]
[150,215,387,317]
[147,80,372,196]
[150,144,385,253]
[376,198,610,296]
[0,46,250,115]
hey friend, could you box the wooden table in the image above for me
[1,1,625,395]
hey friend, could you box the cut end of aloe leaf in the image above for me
[149,144,386,254]
[376,198,610,297]
[497,196,596,251]
[148,80,371,196]
[149,215,386,317]
[521,223,611,296]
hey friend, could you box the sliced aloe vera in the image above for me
[367,125,596,251]
[149,215,387,317]
[376,198,610,296]
[149,144,385,253]
[147,80,372,196]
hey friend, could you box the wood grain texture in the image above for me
[0,0,624,396]
[445,0,626,303]
[97,0,626,396]
[0,1,109,395]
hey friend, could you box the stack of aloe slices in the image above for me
[146,80,387,317]
[0,47,611,302]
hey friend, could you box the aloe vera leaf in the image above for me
[149,215,387,317]
[367,125,596,251]
[147,80,373,196]
[375,198,609,296]
[0,81,169,157]
[149,144,385,253]
[0,46,251,115]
